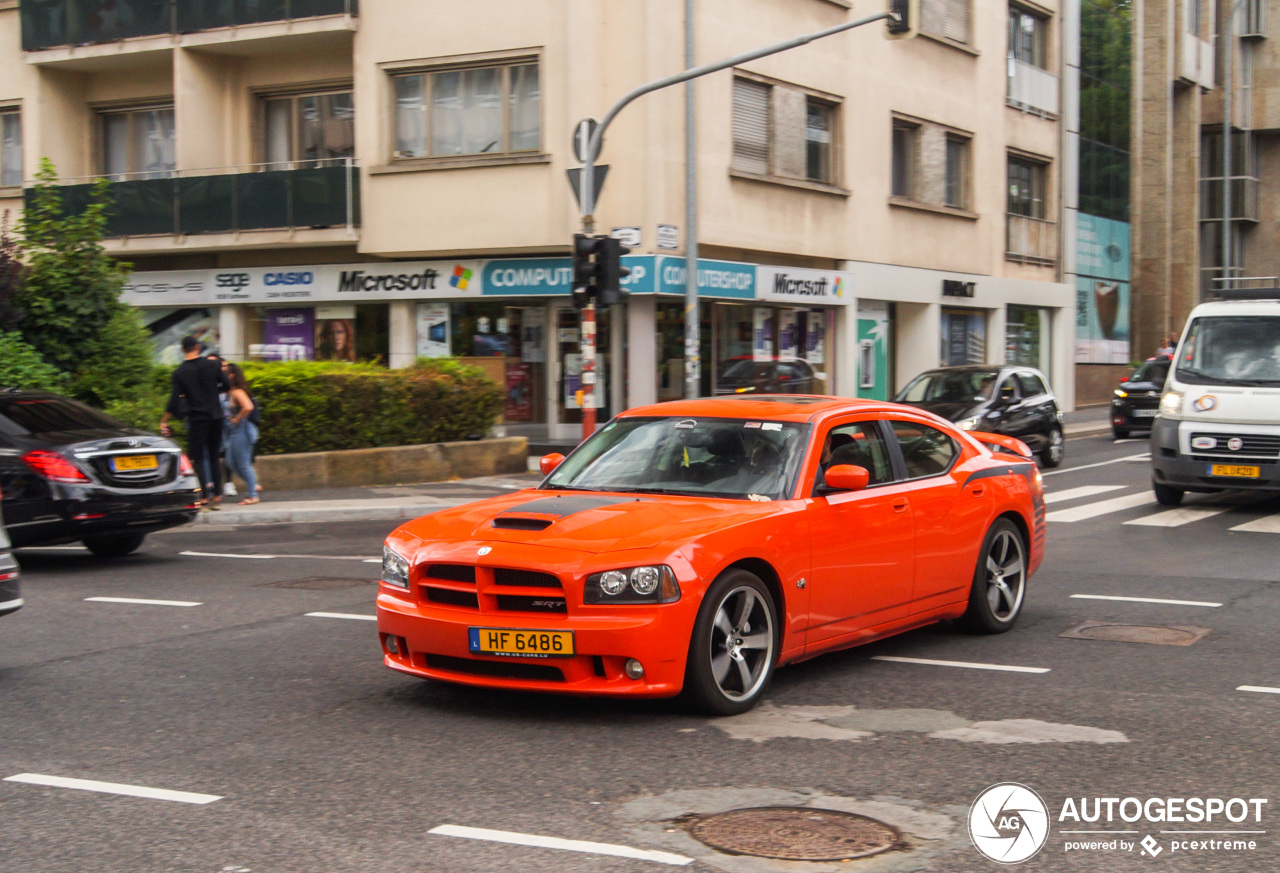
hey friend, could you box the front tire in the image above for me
[956,520,1027,634]
[1039,427,1065,468]
[82,534,146,558]
[684,569,778,716]
[1153,480,1184,506]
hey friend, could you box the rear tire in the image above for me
[82,534,146,558]
[1153,481,1184,507]
[1038,427,1065,468]
[956,519,1027,634]
[684,569,778,716]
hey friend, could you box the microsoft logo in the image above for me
[450,265,473,291]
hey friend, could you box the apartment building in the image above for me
[0,0,1075,439]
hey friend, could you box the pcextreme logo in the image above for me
[969,783,1051,864]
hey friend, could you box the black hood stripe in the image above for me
[497,495,635,519]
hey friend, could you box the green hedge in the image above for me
[238,359,503,456]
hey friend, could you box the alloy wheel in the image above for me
[709,586,775,702]
[984,529,1026,621]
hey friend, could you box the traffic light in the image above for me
[885,0,918,38]
[598,236,631,309]
[571,233,604,309]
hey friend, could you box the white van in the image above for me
[1151,292,1280,505]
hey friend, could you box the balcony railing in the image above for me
[1006,214,1058,265]
[1242,0,1267,39]
[1007,58,1059,117]
[1200,176,1260,222]
[21,0,358,53]
[25,160,360,238]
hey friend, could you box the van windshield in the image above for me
[1175,316,1280,386]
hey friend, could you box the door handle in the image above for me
[969,484,986,497]
[892,497,909,513]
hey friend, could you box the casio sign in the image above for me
[264,271,314,286]
[215,273,251,288]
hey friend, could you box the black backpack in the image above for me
[247,392,261,427]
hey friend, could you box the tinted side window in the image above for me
[817,421,895,490]
[0,398,125,435]
[890,420,958,478]
[1016,373,1047,397]
[997,377,1021,402]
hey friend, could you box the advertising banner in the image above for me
[505,362,534,421]
[256,308,314,361]
[755,265,849,306]
[415,302,451,358]
[753,308,774,362]
[1076,213,1132,364]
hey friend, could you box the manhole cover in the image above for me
[256,577,376,590]
[682,807,900,861]
[1060,621,1210,646]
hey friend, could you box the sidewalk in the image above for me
[1062,404,1111,438]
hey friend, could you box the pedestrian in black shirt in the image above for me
[160,336,231,509]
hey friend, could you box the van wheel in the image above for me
[1153,481,1184,506]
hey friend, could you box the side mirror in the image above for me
[539,453,565,476]
[823,464,870,492]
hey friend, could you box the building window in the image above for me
[1009,6,1049,69]
[921,0,971,45]
[733,75,841,186]
[1,110,20,188]
[100,106,175,179]
[945,134,969,208]
[392,61,540,160]
[1008,156,1047,218]
[263,90,354,167]
[891,119,918,198]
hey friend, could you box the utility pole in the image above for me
[684,0,699,399]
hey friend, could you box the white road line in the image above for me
[85,597,202,608]
[1042,452,1150,477]
[870,655,1050,674]
[180,551,272,560]
[1238,685,1280,695]
[1046,492,1156,523]
[305,612,377,622]
[1229,515,1280,534]
[180,551,378,561]
[4,773,221,805]
[1124,505,1234,527]
[1044,485,1126,504]
[428,824,693,867]
[1071,594,1222,608]
[16,545,87,551]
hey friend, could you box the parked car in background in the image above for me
[714,358,818,395]
[0,389,201,557]
[1111,356,1170,439]
[0,495,20,618]
[893,365,1065,468]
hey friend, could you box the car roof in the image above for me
[620,396,923,424]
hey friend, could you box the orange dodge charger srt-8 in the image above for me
[377,397,1046,714]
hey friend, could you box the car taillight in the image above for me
[22,450,90,483]
[179,454,195,476]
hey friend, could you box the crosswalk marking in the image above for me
[1046,492,1156,523]
[1230,515,1280,533]
[1124,505,1234,527]
[1044,485,1126,505]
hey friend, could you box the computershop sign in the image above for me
[122,257,851,306]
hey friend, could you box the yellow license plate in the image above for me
[113,454,158,472]
[1210,464,1260,478]
[469,627,574,658]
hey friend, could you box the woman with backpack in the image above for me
[223,362,261,506]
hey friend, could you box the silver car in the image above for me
[0,497,20,618]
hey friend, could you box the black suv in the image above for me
[893,365,1066,467]
[0,390,200,557]
[1111,356,1169,439]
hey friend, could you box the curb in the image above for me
[193,500,468,526]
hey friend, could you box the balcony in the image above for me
[1242,0,1267,39]
[1200,176,1260,222]
[1007,58,1059,117]
[26,161,360,239]
[21,0,358,53]
[1005,214,1058,266]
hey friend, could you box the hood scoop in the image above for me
[493,516,554,531]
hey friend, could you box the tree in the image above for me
[0,213,22,332]
[15,158,131,373]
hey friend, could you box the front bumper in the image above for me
[1151,418,1280,492]
[376,585,698,698]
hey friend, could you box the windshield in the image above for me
[543,416,810,500]
[1175,316,1280,386]
[0,397,127,435]
[897,370,999,403]
[1130,360,1169,384]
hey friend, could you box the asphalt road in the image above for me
[2,432,1278,873]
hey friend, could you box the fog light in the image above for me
[384,635,400,655]
[624,658,645,680]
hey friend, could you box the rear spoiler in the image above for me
[971,431,1034,460]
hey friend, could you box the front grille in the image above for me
[497,594,567,614]
[424,653,565,682]
[424,586,479,609]
[425,564,476,584]
[1188,432,1280,458]
[494,568,560,588]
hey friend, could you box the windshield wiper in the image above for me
[541,484,598,492]
[1174,367,1234,384]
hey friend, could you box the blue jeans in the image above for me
[224,419,259,498]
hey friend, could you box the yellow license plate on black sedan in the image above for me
[469,627,574,658]
[112,454,158,472]
[1210,464,1261,478]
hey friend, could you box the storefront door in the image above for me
[550,304,612,439]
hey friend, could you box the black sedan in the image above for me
[0,390,200,557]
[1111,356,1169,439]
[0,497,18,618]
[893,365,1065,468]
[715,358,818,395]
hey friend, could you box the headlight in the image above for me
[956,416,982,431]
[1114,388,1128,398]
[584,565,681,604]
[1159,391,1184,416]
[382,544,410,589]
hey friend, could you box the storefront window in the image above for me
[435,302,549,425]
[941,308,987,366]
[247,304,389,363]
[140,308,220,364]
[1006,305,1050,371]
[710,302,831,396]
